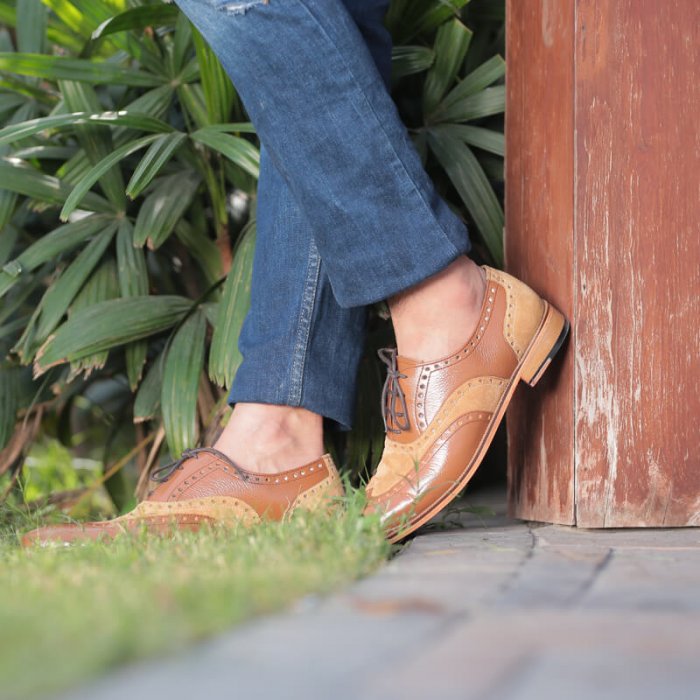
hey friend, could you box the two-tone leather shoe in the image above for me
[22,447,344,546]
[365,265,569,542]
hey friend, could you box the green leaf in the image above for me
[40,0,94,38]
[89,5,180,42]
[0,214,111,299]
[0,53,163,86]
[430,85,505,124]
[173,11,193,74]
[0,364,19,450]
[422,19,472,115]
[0,111,174,147]
[70,258,120,314]
[0,188,17,231]
[0,92,29,118]
[126,132,187,199]
[68,258,121,376]
[391,45,434,81]
[162,310,206,456]
[16,0,46,55]
[177,83,209,130]
[133,172,201,250]
[454,55,506,98]
[60,134,161,220]
[11,145,77,160]
[430,124,504,156]
[0,1,82,53]
[62,0,133,42]
[193,122,256,135]
[134,349,164,423]
[82,4,181,63]
[428,129,504,265]
[191,128,260,179]
[174,219,222,285]
[116,220,148,298]
[208,220,255,387]
[59,81,126,208]
[191,25,235,124]
[121,86,174,124]
[35,295,192,376]
[389,0,470,44]
[0,263,49,329]
[116,220,149,389]
[12,223,117,362]
[429,56,505,123]
[33,223,117,342]
[0,75,56,104]
[0,159,113,212]
[0,220,18,266]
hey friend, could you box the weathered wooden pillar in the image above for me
[505,0,700,526]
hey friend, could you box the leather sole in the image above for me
[386,301,569,543]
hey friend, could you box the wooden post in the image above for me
[505,0,700,526]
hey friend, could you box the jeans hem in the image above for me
[333,234,471,308]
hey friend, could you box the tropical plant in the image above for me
[0,0,504,511]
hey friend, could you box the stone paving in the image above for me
[59,490,700,700]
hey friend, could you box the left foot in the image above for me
[365,265,569,542]
[213,403,324,475]
[22,447,343,546]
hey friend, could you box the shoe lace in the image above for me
[150,446,246,483]
[378,347,410,435]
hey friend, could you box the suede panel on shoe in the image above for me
[366,266,569,542]
[22,451,344,547]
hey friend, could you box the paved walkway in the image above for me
[60,490,700,700]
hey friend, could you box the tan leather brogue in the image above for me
[22,447,344,546]
[365,266,569,542]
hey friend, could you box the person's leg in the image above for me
[174,0,502,523]
[174,0,472,309]
[214,146,366,471]
[24,0,570,547]
[213,0,394,472]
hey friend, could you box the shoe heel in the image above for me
[519,303,570,387]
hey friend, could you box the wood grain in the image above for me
[506,0,700,526]
[505,0,576,524]
[573,0,700,526]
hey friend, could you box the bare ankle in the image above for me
[389,256,486,360]
[213,403,325,474]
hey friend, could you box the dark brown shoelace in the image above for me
[150,446,247,483]
[378,347,410,434]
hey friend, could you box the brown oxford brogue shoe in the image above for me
[22,447,344,546]
[365,265,569,542]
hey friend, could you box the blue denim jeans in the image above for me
[175,0,471,428]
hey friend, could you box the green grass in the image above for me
[0,493,391,699]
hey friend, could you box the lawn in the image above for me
[0,493,390,699]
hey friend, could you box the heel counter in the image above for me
[290,455,345,516]
[485,267,546,359]
[322,454,345,499]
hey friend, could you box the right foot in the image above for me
[365,265,569,542]
[389,256,486,361]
